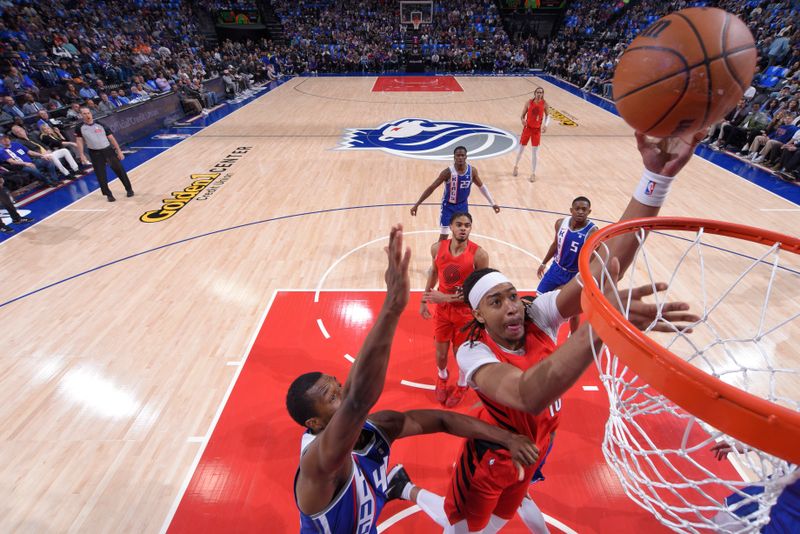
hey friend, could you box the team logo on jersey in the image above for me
[337,118,517,160]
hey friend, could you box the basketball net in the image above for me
[411,11,422,31]
[579,218,799,533]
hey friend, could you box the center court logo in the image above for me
[337,118,517,160]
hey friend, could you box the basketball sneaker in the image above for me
[435,375,449,405]
[529,173,536,183]
[512,165,518,177]
[385,464,413,501]
[445,385,468,408]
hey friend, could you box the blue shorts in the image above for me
[537,262,578,294]
[440,201,469,229]
[725,480,800,532]
[725,484,764,519]
[530,440,554,485]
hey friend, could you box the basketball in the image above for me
[612,7,757,138]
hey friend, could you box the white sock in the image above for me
[457,368,467,387]
[483,514,509,534]
[531,146,539,173]
[415,489,450,528]
[518,496,550,534]
[401,482,415,501]
[438,368,448,380]
[514,144,524,166]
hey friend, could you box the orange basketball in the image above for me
[612,7,757,138]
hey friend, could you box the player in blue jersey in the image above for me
[288,224,538,534]
[711,442,800,532]
[536,196,597,333]
[410,146,500,241]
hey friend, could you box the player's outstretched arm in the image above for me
[555,131,704,318]
[469,259,699,414]
[370,409,538,471]
[303,225,410,476]
[410,170,448,216]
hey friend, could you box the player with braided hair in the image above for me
[442,132,704,533]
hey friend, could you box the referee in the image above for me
[74,107,134,202]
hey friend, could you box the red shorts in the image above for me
[444,439,537,529]
[520,126,541,146]
[434,303,473,347]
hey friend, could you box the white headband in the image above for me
[468,272,512,309]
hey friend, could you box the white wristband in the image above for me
[544,115,551,127]
[633,169,675,207]
[479,184,495,205]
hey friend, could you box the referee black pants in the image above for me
[0,186,21,228]
[88,147,132,196]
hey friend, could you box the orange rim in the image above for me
[578,217,800,465]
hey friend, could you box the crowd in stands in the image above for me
[1,0,798,200]
[271,0,538,73]
[0,0,282,197]
[542,0,800,181]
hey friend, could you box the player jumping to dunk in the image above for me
[443,132,704,533]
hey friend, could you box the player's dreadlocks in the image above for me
[460,268,496,345]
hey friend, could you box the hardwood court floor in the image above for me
[0,76,796,533]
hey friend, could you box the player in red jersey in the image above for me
[513,87,549,183]
[443,132,705,533]
[420,212,489,408]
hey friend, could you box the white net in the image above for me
[586,223,800,533]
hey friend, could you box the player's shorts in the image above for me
[434,302,473,347]
[440,201,469,230]
[725,484,763,519]
[520,126,542,147]
[530,439,554,485]
[537,262,577,294]
[444,438,539,530]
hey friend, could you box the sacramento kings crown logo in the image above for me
[337,118,517,160]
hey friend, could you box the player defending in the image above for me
[513,87,549,183]
[442,132,704,533]
[420,212,489,408]
[711,443,800,531]
[410,146,500,242]
[536,196,597,332]
[289,225,538,533]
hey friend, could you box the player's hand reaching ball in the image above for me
[635,131,704,177]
